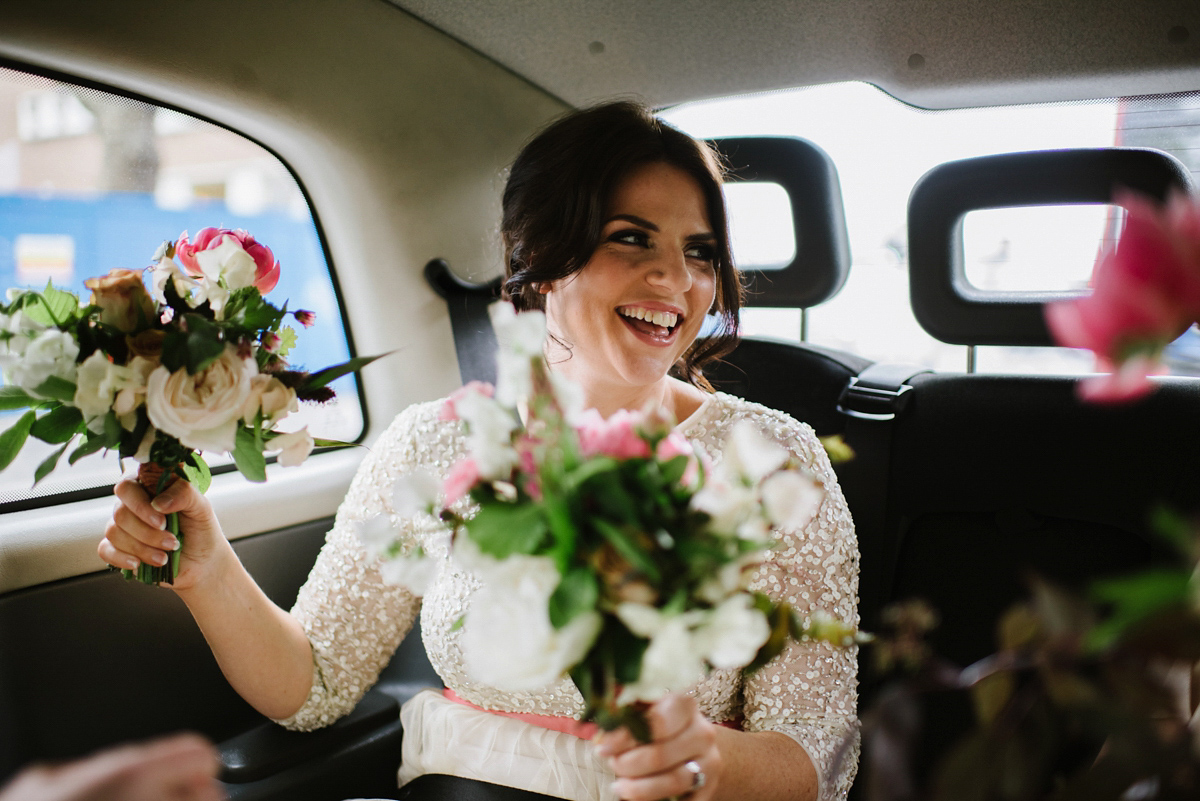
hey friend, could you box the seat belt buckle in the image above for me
[836,378,914,421]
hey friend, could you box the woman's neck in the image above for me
[562,374,708,424]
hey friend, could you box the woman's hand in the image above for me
[98,475,230,592]
[598,694,721,801]
[0,733,223,801]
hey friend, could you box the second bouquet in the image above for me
[0,227,379,585]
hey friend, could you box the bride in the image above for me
[100,101,860,801]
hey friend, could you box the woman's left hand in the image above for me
[597,693,721,801]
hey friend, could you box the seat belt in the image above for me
[424,259,502,386]
[835,363,931,629]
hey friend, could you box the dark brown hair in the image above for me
[501,100,742,390]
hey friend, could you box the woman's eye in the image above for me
[609,229,650,247]
[685,243,716,262]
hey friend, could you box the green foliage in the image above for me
[30,405,84,444]
[0,410,36,470]
[180,451,212,494]
[32,375,77,403]
[301,353,388,390]
[275,326,298,360]
[467,500,548,557]
[1086,568,1192,651]
[0,386,38,410]
[20,282,81,327]
[549,567,600,628]
[233,423,267,482]
[33,442,71,485]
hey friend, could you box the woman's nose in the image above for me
[646,250,692,293]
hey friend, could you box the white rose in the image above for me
[145,345,256,452]
[690,476,759,535]
[74,351,142,432]
[761,470,824,531]
[194,236,258,290]
[270,427,314,467]
[5,329,79,395]
[694,594,771,670]
[132,426,156,463]
[241,374,298,425]
[462,554,601,691]
[617,614,707,705]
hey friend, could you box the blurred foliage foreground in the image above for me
[847,509,1200,801]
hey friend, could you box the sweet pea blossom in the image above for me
[3,329,79,395]
[442,458,480,506]
[615,603,707,703]
[453,385,519,478]
[694,593,772,670]
[1045,191,1200,402]
[576,408,652,459]
[74,352,143,432]
[490,302,546,405]
[270,427,314,467]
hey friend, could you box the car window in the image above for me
[662,82,1200,376]
[0,65,362,507]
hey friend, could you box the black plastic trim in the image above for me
[908,147,1194,346]
[710,137,851,308]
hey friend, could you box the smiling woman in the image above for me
[96,100,861,801]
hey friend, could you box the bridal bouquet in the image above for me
[365,302,866,739]
[1046,190,1200,402]
[0,227,377,585]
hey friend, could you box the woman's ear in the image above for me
[536,282,552,295]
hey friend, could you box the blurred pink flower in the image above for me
[576,408,652,459]
[294,310,316,328]
[1045,191,1200,401]
[176,228,281,294]
[443,458,480,506]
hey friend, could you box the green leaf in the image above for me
[1149,505,1195,558]
[0,410,36,470]
[276,326,298,360]
[102,411,122,448]
[301,353,388,390]
[593,518,661,582]
[311,437,358,449]
[1087,568,1192,650]
[69,433,108,464]
[32,375,77,403]
[181,452,212,494]
[449,615,465,633]
[22,282,80,326]
[33,442,71,485]
[182,314,226,374]
[233,425,267,482]
[30,405,84,444]
[0,386,38,410]
[658,454,689,486]
[549,567,600,629]
[466,500,547,558]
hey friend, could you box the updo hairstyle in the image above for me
[500,100,742,390]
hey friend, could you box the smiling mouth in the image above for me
[617,306,681,342]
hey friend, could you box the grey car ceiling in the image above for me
[390,0,1200,109]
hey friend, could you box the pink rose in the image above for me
[176,228,281,294]
[576,409,652,460]
[443,458,481,506]
[440,381,496,421]
[516,435,543,500]
[1045,191,1200,401]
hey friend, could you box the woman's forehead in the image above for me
[604,163,712,231]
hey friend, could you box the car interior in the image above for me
[1,1,1199,799]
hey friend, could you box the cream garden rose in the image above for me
[145,345,256,452]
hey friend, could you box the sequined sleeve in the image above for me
[730,403,860,801]
[272,402,445,731]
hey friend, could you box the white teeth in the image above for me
[619,307,678,329]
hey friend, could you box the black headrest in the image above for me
[710,136,851,308]
[908,147,1194,346]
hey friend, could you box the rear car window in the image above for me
[0,66,361,507]
[662,83,1200,376]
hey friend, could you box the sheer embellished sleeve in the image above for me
[272,402,446,731]
[740,407,861,801]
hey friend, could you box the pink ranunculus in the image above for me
[656,431,693,461]
[440,380,496,422]
[175,228,281,294]
[576,408,653,460]
[443,458,481,506]
[1076,354,1163,403]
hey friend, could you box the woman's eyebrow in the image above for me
[606,213,658,230]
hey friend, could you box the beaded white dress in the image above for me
[274,391,861,800]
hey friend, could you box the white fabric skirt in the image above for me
[397,689,618,801]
